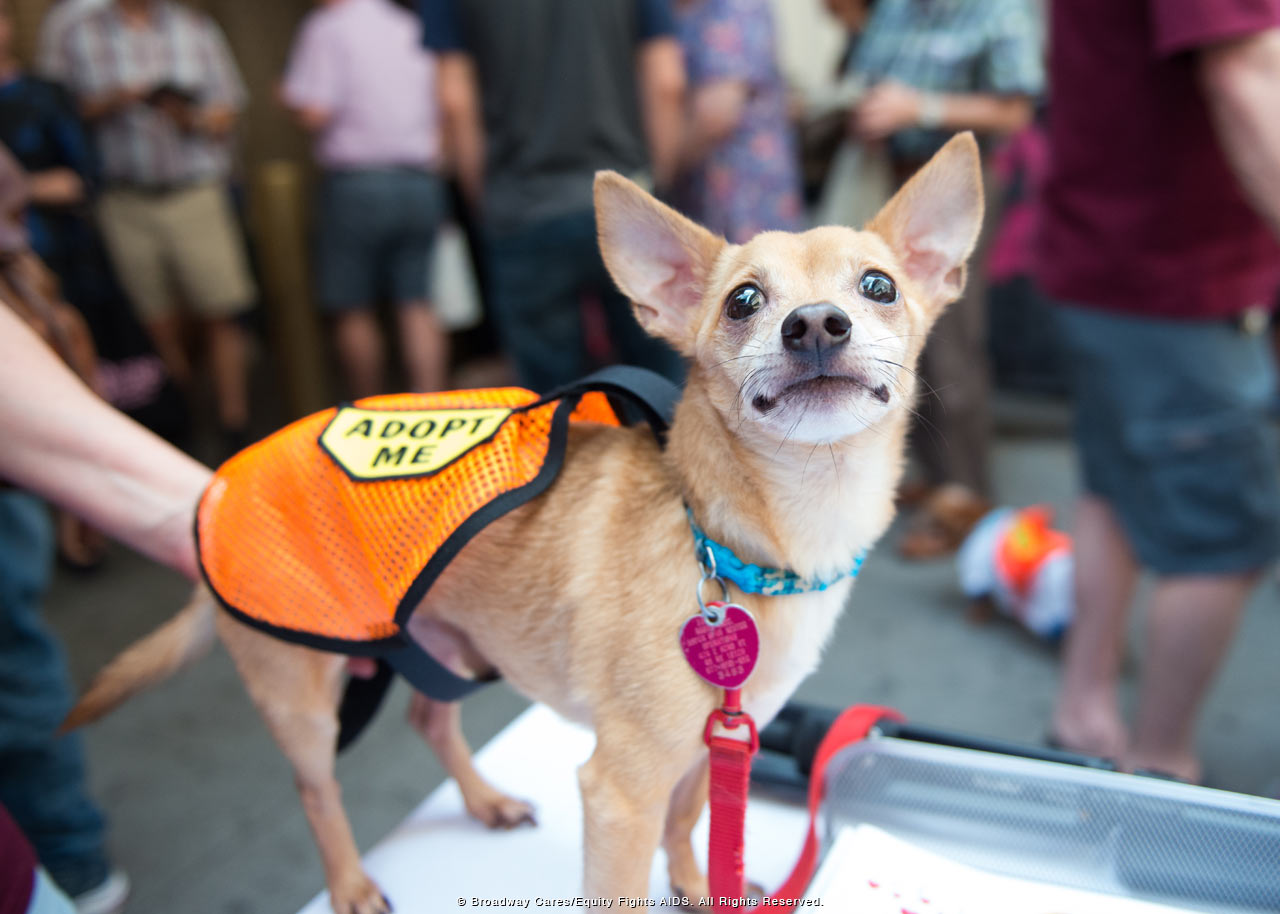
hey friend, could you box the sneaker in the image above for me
[72,869,130,914]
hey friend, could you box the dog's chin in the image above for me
[749,374,893,443]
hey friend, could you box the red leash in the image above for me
[704,688,757,903]
[770,704,904,900]
[702,700,904,909]
[683,585,904,907]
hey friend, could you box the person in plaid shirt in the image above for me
[846,0,1044,559]
[44,0,257,450]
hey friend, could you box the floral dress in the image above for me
[672,0,803,244]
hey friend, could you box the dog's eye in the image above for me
[725,284,764,320]
[859,270,898,305]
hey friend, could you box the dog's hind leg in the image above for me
[406,693,536,828]
[218,617,388,914]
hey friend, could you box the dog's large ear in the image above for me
[595,171,725,354]
[866,132,984,311]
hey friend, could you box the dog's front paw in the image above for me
[674,880,766,911]
[328,871,392,914]
[674,885,708,911]
[465,788,537,830]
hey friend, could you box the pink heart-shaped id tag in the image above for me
[679,603,760,689]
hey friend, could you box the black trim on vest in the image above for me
[390,391,581,628]
[196,367,680,751]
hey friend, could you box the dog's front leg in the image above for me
[663,756,710,905]
[407,693,536,828]
[579,729,694,899]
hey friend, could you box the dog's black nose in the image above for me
[781,303,852,353]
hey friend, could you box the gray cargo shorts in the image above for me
[1054,304,1280,575]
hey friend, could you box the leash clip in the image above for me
[704,706,759,753]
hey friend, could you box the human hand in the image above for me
[195,106,237,138]
[114,84,156,112]
[853,80,923,141]
[152,90,197,131]
[58,512,107,570]
[27,168,84,207]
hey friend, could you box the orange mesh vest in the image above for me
[196,368,677,741]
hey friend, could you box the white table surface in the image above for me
[298,704,810,913]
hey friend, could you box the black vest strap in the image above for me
[534,364,680,443]
[336,647,499,753]
[335,367,681,751]
[336,659,394,752]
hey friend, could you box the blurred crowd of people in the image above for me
[2,0,1280,911]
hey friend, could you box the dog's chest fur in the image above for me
[740,580,853,727]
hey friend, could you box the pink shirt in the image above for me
[282,0,440,171]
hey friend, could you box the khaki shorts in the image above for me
[98,183,256,321]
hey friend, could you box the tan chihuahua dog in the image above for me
[68,134,982,913]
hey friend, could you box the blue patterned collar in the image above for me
[686,509,866,597]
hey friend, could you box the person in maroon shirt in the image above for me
[1,802,76,914]
[1040,0,1280,783]
[0,803,37,914]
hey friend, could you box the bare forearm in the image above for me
[1201,30,1280,239]
[638,39,687,190]
[0,307,210,578]
[675,118,719,174]
[676,81,748,173]
[437,54,485,210]
[291,105,331,133]
[27,168,85,206]
[645,94,684,187]
[446,108,485,210]
[855,81,1032,143]
[196,104,238,138]
[81,87,142,122]
[932,92,1033,135]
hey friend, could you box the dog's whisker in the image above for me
[711,353,765,370]
[867,332,928,345]
[775,411,804,457]
[873,357,946,408]
[802,441,821,486]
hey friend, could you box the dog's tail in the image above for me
[62,585,218,731]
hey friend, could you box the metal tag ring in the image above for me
[697,574,730,622]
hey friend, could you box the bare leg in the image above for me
[663,757,709,904]
[333,309,385,399]
[406,693,535,828]
[206,316,250,430]
[145,314,191,389]
[396,301,449,392]
[1128,573,1256,782]
[1052,495,1137,759]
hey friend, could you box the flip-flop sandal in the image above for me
[1044,732,1119,770]
[897,518,955,560]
